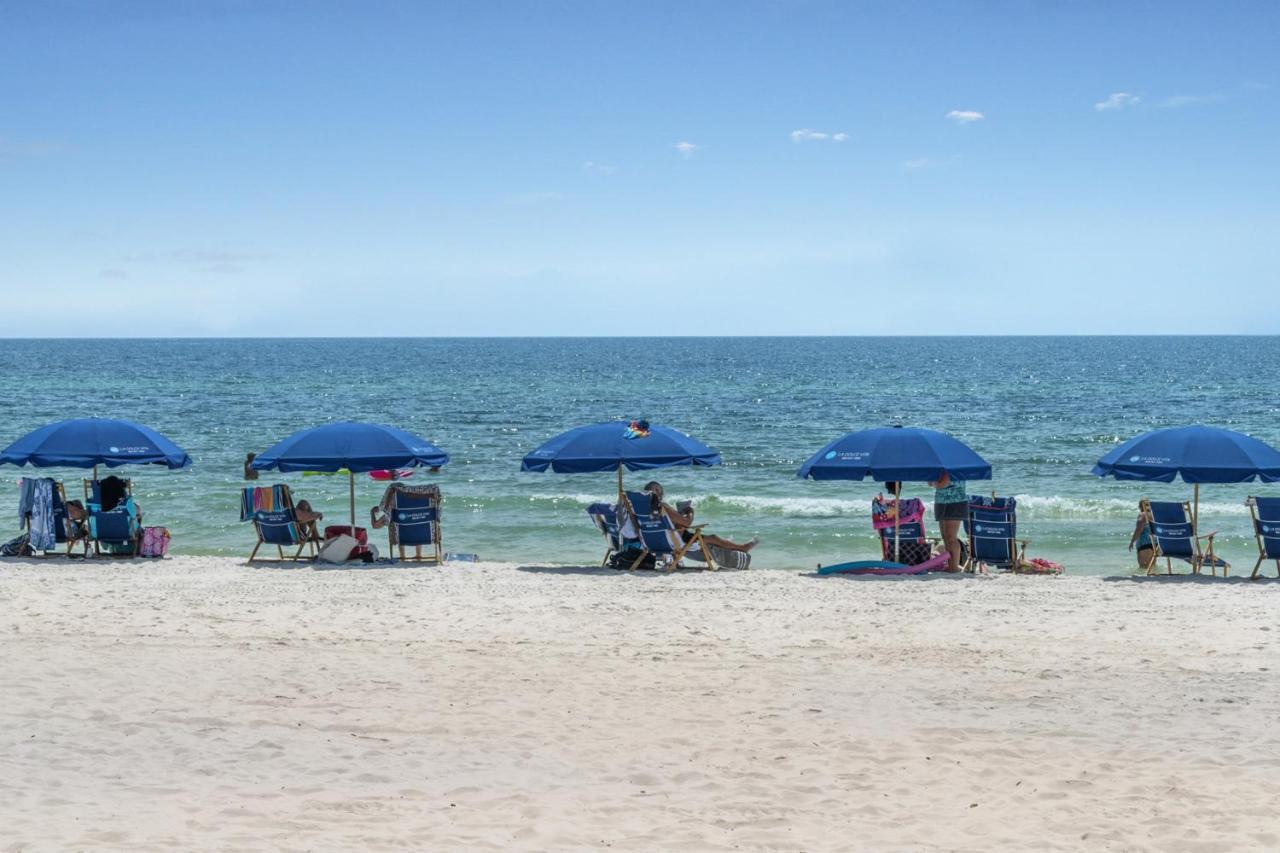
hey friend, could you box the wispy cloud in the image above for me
[504,191,564,206]
[1161,93,1225,108]
[581,160,617,175]
[901,155,960,172]
[945,110,984,124]
[119,248,270,275]
[790,129,849,143]
[1094,92,1140,111]
[674,141,698,158]
[901,157,937,171]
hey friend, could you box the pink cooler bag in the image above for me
[140,527,170,558]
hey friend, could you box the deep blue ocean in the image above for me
[2,337,1277,574]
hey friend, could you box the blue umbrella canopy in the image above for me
[251,421,448,473]
[798,426,992,482]
[0,417,191,469]
[1092,425,1280,484]
[521,420,721,474]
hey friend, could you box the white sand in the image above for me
[1,558,1277,852]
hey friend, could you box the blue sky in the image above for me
[1,1,1276,335]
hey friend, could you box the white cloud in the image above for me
[1161,93,1224,108]
[674,141,698,158]
[1094,92,1139,111]
[581,160,617,175]
[504,191,564,206]
[790,129,849,143]
[945,110,984,124]
[901,157,936,171]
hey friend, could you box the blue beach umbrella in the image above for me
[251,421,449,526]
[1092,424,1280,527]
[0,417,192,475]
[798,425,992,560]
[521,419,721,493]
[798,425,992,483]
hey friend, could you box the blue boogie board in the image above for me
[817,559,929,576]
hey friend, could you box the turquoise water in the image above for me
[2,337,1277,574]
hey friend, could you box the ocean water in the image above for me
[1,337,1277,575]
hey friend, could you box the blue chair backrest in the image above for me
[91,498,139,544]
[254,508,300,545]
[635,512,681,554]
[586,502,621,548]
[621,490,682,553]
[391,492,438,545]
[878,521,925,545]
[1253,497,1280,558]
[1148,501,1195,557]
[966,496,1017,563]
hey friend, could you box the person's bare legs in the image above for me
[700,533,758,553]
[940,519,963,571]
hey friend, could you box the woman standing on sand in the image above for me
[929,471,968,571]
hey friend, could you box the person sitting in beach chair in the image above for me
[619,482,756,571]
[371,482,442,564]
[63,499,91,556]
[1133,499,1229,576]
[1245,496,1280,579]
[965,495,1030,573]
[618,489,713,571]
[241,484,322,561]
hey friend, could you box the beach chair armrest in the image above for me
[1195,530,1218,541]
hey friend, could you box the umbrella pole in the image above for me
[349,470,356,529]
[893,482,901,563]
[1192,482,1200,573]
[616,462,624,501]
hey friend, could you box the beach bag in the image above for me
[608,547,655,571]
[1,534,33,557]
[140,527,170,558]
[318,534,360,563]
[888,540,934,566]
[323,525,371,557]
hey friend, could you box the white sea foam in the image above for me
[1012,494,1251,517]
[524,491,1255,518]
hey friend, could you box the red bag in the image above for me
[323,525,370,557]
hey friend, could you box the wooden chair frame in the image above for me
[246,485,321,562]
[964,493,1030,573]
[1138,499,1227,577]
[1246,497,1280,580]
[83,477,141,558]
[618,491,721,571]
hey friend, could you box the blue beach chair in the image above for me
[620,490,717,571]
[88,497,141,557]
[586,502,623,566]
[1246,496,1280,579]
[1140,499,1229,576]
[242,484,320,562]
[965,495,1029,572]
[384,484,443,564]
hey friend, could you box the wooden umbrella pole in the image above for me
[893,481,901,562]
[349,470,356,529]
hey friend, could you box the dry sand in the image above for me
[1,557,1277,852]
